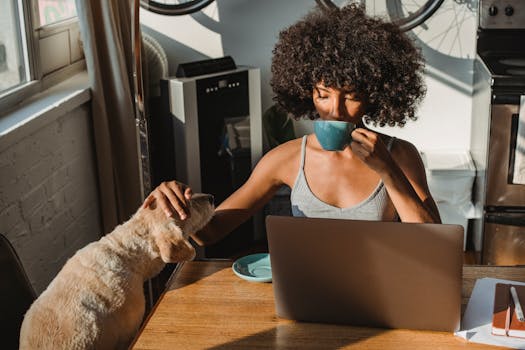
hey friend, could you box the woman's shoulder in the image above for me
[386,136,419,157]
[253,137,303,184]
[264,136,304,160]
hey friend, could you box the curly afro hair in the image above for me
[270,4,426,127]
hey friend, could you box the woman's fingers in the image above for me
[350,141,370,159]
[351,128,376,150]
[161,182,191,219]
[350,128,391,174]
[184,187,193,200]
[143,181,193,219]
[142,194,155,209]
[353,127,377,139]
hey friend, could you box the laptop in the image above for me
[265,215,464,332]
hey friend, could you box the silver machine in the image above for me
[161,62,263,258]
[471,0,525,265]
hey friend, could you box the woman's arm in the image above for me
[192,156,283,245]
[144,142,298,246]
[351,128,440,223]
[194,141,302,245]
[381,140,441,223]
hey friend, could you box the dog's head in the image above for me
[147,193,214,263]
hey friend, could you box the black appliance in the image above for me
[161,65,263,258]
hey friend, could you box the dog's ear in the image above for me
[154,223,196,263]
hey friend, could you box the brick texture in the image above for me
[1,104,102,294]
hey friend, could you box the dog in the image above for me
[19,193,214,350]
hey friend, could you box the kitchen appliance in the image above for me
[471,0,525,265]
[421,150,476,251]
[161,65,263,258]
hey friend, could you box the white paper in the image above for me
[455,277,525,349]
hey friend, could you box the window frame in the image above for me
[0,0,85,117]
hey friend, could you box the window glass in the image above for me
[38,0,77,27]
[0,0,28,95]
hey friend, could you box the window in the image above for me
[0,1,29,95]
[38,0,77,26]
[0,0,83,114]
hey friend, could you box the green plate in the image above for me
[232,253,272,283]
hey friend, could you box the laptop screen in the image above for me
[266,215,463,332]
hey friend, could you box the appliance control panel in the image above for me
[480,0,525,29]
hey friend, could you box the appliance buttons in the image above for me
[489,5,498,16]
[504,6,514,16]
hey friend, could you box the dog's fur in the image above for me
[19,193,214,350]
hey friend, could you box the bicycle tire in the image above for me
[314,0,445,32]
[140,0,215,16]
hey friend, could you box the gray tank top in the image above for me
[291,135,398,221]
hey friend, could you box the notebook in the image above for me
[265,215,464,332]
[492,283,525,338]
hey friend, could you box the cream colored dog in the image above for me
[19,193,214,350]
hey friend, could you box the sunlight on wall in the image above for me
[140,2,223,58]
[372,73,473,150]
[295,0,478,151]
[140,0,479,152]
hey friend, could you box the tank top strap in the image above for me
[386,136,396,151]
[299,135,308,169]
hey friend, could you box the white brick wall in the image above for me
[1,103,102,294]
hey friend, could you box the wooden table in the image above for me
[131,261,525,349]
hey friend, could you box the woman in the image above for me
[143,4,441,246]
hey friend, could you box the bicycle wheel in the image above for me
[140,0,215,16]
[315,0,444,31]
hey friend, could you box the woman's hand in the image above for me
[142,180,193,219]
[350,128,394,175]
